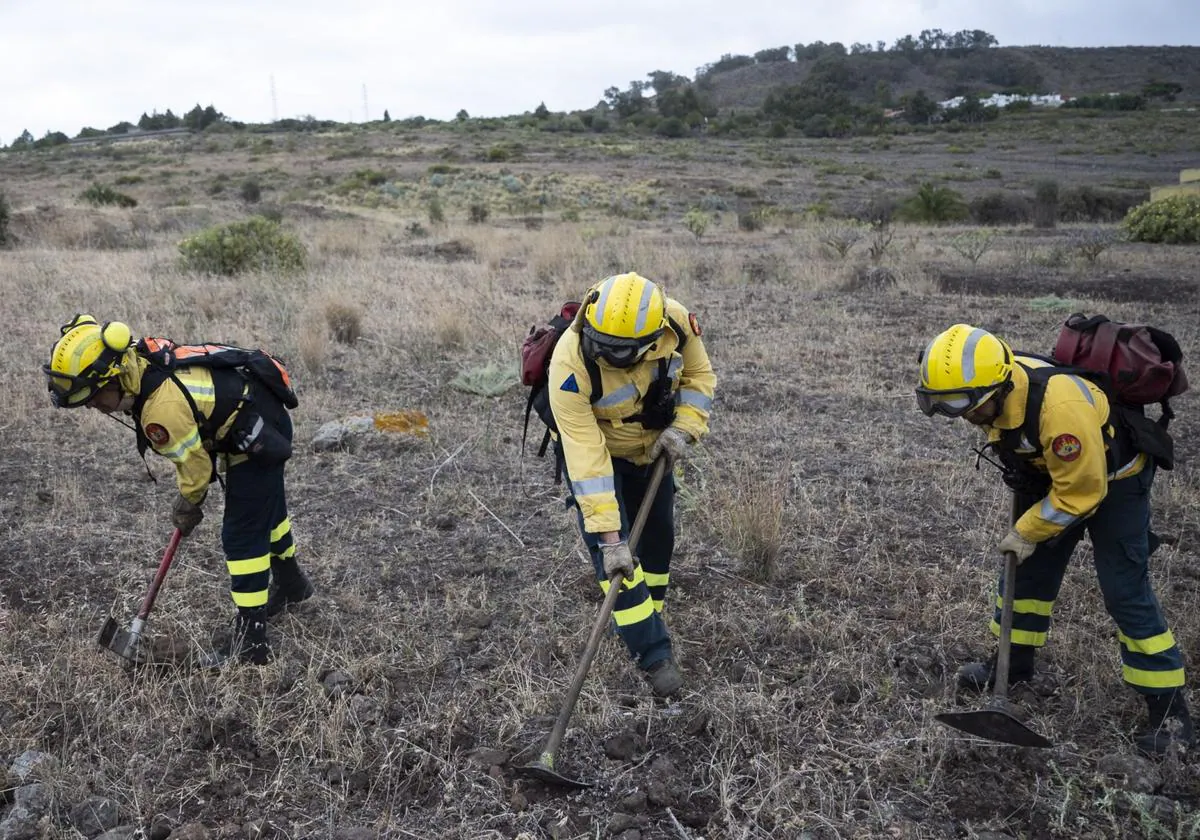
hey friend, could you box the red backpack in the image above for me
[1052,314,1188,424]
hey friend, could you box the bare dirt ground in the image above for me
[1,115,1200,839]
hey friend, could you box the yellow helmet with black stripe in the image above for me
[916,324,1013,417]
[43,314,133,407]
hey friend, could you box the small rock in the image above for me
[70,796,121,835]
[322,670,354,699]
[1098,753,1161,795]
[619,792,647,811]
[95,828,138,840]
[433,514,457,531]
[311,421,351,452]
[617,831,641,840]
[332,828,375,840]
[509,789,527,812]
[607,814,637,833]
[646,779,672,807]
[649,755,675,777]
[9,751,53,781]
[36,490,53,503]
[12,784,49,815]
[167,824,210,840]
[349,694,382,726]
[465,747,510,767]
[0,810,38,840]
[603,732,639,761]
[684,712,710,737]
[148,815,174,840]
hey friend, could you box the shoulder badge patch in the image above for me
[1051,433,1082,462]
[688,313,702,336]
[560,373,579,393]
[145,423,170,447]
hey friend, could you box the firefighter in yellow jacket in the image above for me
[43,315,314,666]
[548,273,716,697]
[917,323,1190,754]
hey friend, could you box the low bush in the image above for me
[895,183,967,224]
[80,183,137,208]
[1125,195,1200,244]
[1058,186,1146,223]
[970,191,1030,225]
[178,216,307,275]
[0,191,10,248]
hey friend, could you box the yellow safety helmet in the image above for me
[43,314,133,407]
[580,273,667,368]
[916,323,1013,417]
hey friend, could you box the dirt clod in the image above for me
[619,791,647,811]
[603,732,640,761]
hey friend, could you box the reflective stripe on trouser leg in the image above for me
[620,462,675,615]
[988,527,1080,647]
[1088,465,1185,692]
[222,455,286,610]
[571,459,673,670]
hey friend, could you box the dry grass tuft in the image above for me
[713,467,788,582]
[324,301,364,345]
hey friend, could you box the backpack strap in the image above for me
[667,316,688,351]
[1001,361,1118,474]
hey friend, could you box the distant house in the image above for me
[937,93,1067,110]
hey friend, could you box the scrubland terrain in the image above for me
[1,112,1199,839]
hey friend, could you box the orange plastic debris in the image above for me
[373,410,430,435]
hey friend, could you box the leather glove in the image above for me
[998,528,1037,564]
[172,494,204,537]
[649,426,692,465]
[600,540,636,581]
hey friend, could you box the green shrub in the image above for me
[178,216,306,275]
[737,209,765,232]
[1125,195,1200,244]
[683,208,709,239]
[81,183,138,208]
[240,178,262,204]
[427,195,445,225]
[896,182,967,224]
[467,202,489,224]
[1059,186,1146,223]
[656,117,686,138]
[970,191,1030,225]
[1032,179,1058,229]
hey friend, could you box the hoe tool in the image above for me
[936,548,1053,748]
[97,528,183,665]
[518,456,669,789]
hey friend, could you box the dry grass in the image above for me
[2,121,1200,839]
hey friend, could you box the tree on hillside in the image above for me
[647,70,688,95]
[138,109,181,130]
[900,90,939,124]
[754,46,791,63]
[382,110,391,122]
[10,130,34,150]
[107,121,135,134]
[76,127,105,139]
[1143,79,1183,101]
[33,131,69,149]
[604,82,648,118]
[182,104,225,131]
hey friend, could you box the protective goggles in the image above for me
[43,366,109,408]
[581,324,662,368]
[915,385,997,418]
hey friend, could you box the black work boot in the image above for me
[199,608,272,668]
[955,645,1037,693]
[1136,690,1194,756]
[645,658,684,698]
[266,557,315,618]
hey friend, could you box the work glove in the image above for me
[172,494,204,537]
[649,426,692,465]
[998,528,1037,564]
[600,540,636,581]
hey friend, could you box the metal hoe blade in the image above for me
[516,457,669,789]
[937,540,1053,749]
[516,752,593,790]
[936,702,1053,749]
[97,529,182,667]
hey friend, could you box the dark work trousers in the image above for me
[993,463,1185,695]
[221,385,295,614]
[567,456,675,670]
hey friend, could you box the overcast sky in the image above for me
[2,0,1197,143]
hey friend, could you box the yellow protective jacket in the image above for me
[118,354,248,504]
[987,355,1145,543]
[548,298,716,534]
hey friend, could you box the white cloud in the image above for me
[1,0,1196,142]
